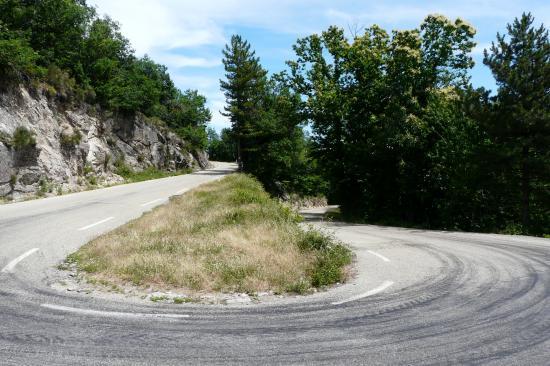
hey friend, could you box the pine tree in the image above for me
[220,35,267,171]
[483,13,550,231]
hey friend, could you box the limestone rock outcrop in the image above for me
[0,86,208,200]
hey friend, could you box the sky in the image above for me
[89,0,549,132]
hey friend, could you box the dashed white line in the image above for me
[367,250,391,262]
[41,304,190,319]
[332,280,394,305]
[1,248,40,273]
[140,198,164,207]
[77,217,114,231]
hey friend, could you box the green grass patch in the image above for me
[66,174,352,295]
[115,161,191,183]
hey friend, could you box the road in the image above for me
[1,169,549,365]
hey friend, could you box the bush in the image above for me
[299,229,352,287]
[11,127,36,150]
[60,130,82,147]
[46,65,77,102]
[176,126,208,150]
[0,36,40,81]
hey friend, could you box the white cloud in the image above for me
[88,0,549,132]
[89,0,326,56]
[155,54,220,69]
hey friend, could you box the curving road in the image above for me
[1,172,549,365]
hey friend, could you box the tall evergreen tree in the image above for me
[483,13,549,231]
[220,35,267,171]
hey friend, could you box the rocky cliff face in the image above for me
[0,86,208,200]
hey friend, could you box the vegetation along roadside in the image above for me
[62,174,352,299]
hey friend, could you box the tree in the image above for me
[0,0,212,150]
[287,15,476,222]
[207,128,236,162]
[483,13,549,232]
[0,21,39,81]
[220,35,268,171]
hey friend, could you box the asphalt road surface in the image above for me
[1,167,549,365]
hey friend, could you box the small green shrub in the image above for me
[83,164,93,175]
[286,279,311,294]
[46,65,77,102]
[150,295,169,302]
[0,131,11,146]
[37,178,51,197]
[60,130,82,147]
[299,230,352,287]
[310,245,352,287]
[12,127,36,150]
[87,175,97,185]
[9,174,17,188]
[298,230,333,251]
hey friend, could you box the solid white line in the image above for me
[140,198,164,207]
[367,250,391,262]
[77,217,114,231]
[1,248,40,273]
[332,280,394,305]
[175,188,189,195]
[41,304,190,319]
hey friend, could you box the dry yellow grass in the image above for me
[68,174,351,294]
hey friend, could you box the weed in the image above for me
[12,127,36,150]
[60,130,82,147]
[37,178,50,197]
[66,174,352,295]
[150,295,169,302]
[83,164,93,175]
[87,175,97,186]
[173,297,196,304]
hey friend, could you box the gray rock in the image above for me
[0,86,207,199]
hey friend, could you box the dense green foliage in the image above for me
[220,36,327,196]
[207,128,236,162]
[220,13,548,235]
[482,13,549,233]
[0,0,209,139]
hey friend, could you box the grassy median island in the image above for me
[66,174,352,296]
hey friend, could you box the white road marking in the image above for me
[367,250,391,262]
[140,198,164,207]
[77,217,114,231]
[1,248,40,273]
[332,280,394,305]
[41,304,190,319]
[175,188,189,195]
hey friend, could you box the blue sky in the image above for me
[90,0,549,131]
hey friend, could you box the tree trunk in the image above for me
[520,145,530,230]
[236,136,243,171]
